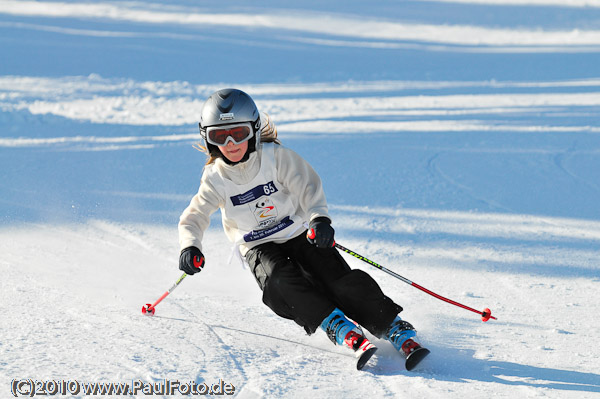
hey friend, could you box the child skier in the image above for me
[178,88,429,370]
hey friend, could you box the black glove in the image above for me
[306,217,335,248]
[179,246,205,275]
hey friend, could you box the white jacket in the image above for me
[178,143,330,256]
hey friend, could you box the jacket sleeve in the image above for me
[178,172,223,252]
[274,145,331,223]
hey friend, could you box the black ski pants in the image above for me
[245,232,402,336]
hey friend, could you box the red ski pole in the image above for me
[335,243,496,322]
[142,272,188,316]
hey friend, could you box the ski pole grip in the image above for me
[193,255,204,269]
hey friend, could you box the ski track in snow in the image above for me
[2,220,599,398]
[2,1,600,398]
[3,0,600,50]
[2,75,600,152]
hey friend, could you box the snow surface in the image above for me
[1,0,600,398]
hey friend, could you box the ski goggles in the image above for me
[205,123,254,146]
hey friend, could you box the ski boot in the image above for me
[386,316,430,371]
[320,308,378,370]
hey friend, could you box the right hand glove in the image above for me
[179,246,205,275]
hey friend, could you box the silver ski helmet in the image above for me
[199,89,261,161]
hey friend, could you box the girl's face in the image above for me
[218,140,248,163]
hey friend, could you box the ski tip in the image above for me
[405,347,430,371]
[356,347,378,371]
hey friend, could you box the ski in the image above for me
[405,346,430,371]
[356,345,378,370]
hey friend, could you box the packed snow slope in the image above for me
[1,1,600,398]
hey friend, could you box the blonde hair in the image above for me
[195,113,280,165]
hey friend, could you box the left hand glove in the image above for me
[307,217,335,248]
